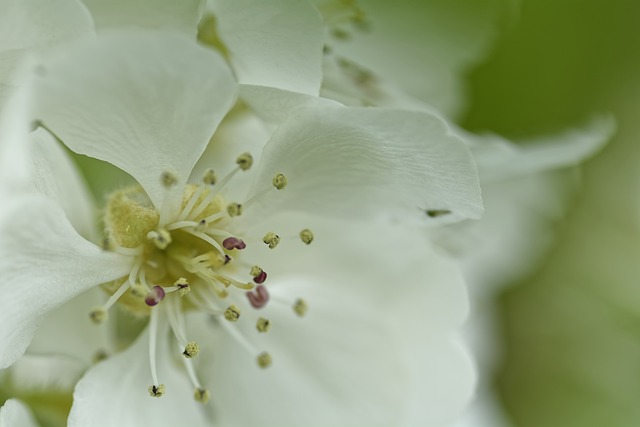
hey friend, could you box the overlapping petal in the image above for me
[210,0,324,95]
[0,400,39,427]
[31,31,237,220]
[0,195,132,369]
[244,104,483,224]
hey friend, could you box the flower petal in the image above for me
[68,323,210,427]
[209,0,324,95]
[0,400,39,427]
[244,104,483,225]
[31,31,237,219]
[82,0,202,36]
[0,195,132,369]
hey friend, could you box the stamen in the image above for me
[246,285,269,309]
[222,237,246,250]
[178,344,209,404]
[176,278,190,297]
[425,209,452,218]
[177,185,206,221]
[293,298,308,317]
[224,304,241,322]
[183,341,200,359]
[226,202,242,217]
[194,388,211,404]
[161,171,178,188]
[272,173,288,190]
[236,152,253,171]
[148,307,163,397]
[89,307,108,324]
[299,229,314,245]
[111,243,143,256]
[256,317,270,333]
[202,168,217,185]
[145,286,166,306]
[186,230,226,254]
[148,384,166,397]
[166,220,200,231]
[92,349,109,364]
[130,283,147,297]
[250,266,267,284]
[263,232,280,249]
[256,352,272,369]
[147,229,172,250]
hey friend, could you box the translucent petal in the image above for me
[0,195,132,369]
[0,400,39,427]
[210,0,324,94]
[244,104,483,225]
[31,31,237,220]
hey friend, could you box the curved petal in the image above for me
[0,195,132,369]
[210,0,324,95]
[82,0,203,36]
[68,324,210,427]
[31,31,237,219]
[244,104,483,225]
[0,400,39,427]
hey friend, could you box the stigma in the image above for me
[92,152,314,402]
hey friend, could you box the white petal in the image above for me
[466,115,616,182]
[82,0,202,36]
[0,354,86,394]
[0,0,94,106]
[244,104,483,225]
[0,400,39,427]
[30,128,97,241]
[32,31,237,219]
[68,324,210,427]
[210,0,324,95]
[0,195,132,369]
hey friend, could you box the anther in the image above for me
[293,298,308,317]
[92,349,109,364]
[222,237,246,250]
[224,304,241,322]
[272,173,288,190]
[226,202,242,217]
[202,168,217,185]
[148,384,166,397]
[183,341,200,359]
[426,209,451,218]
[147,229,172,250]
[299,229,314,245]
[175,278,190,297]
[262,232,280,249]
[236,152,253,171]
[247,285,270,309]
[161,171,178,188]
[256,317,270,333]
[89,307,108,324]
[194,388,211,404]
[250,266,267,284]
[130,283,146,298]
[257,352,272,368]
[145,286,166,306]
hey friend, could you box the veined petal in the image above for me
[82,0,203,36]
[0,195,132,369]
[245,104,483,225]
[0,400,39,427]
[68,323,210,427]
[210,0,324,95]
[31,31,237,220]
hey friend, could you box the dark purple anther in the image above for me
[253,270,267,284]
[145,286,166,306]
[246,285,269,309]
[222,237,246,250]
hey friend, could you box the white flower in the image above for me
[0,31,483,426]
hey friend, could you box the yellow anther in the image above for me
[148,384,166,397]
[147,229,172,250]
[293,298,308,317]
[130,283,146,298]
[236,152,253,171]
[250,266,263,277]
[194,388,211,404]
[256,317,270,333]
[202,168,217,185]
[161,171,178,188]
[272,173,288,190]
[299,229,314,245]
[262,232,280,249]
[175,278,190,297]
[183,341,200,358]
[257,352,272,369]
[89,307,108,324]
[226,202,242,217]
[224,304,241,322]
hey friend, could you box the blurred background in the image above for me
[460,1,640,426]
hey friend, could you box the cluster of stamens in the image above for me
[91,152,313,403]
